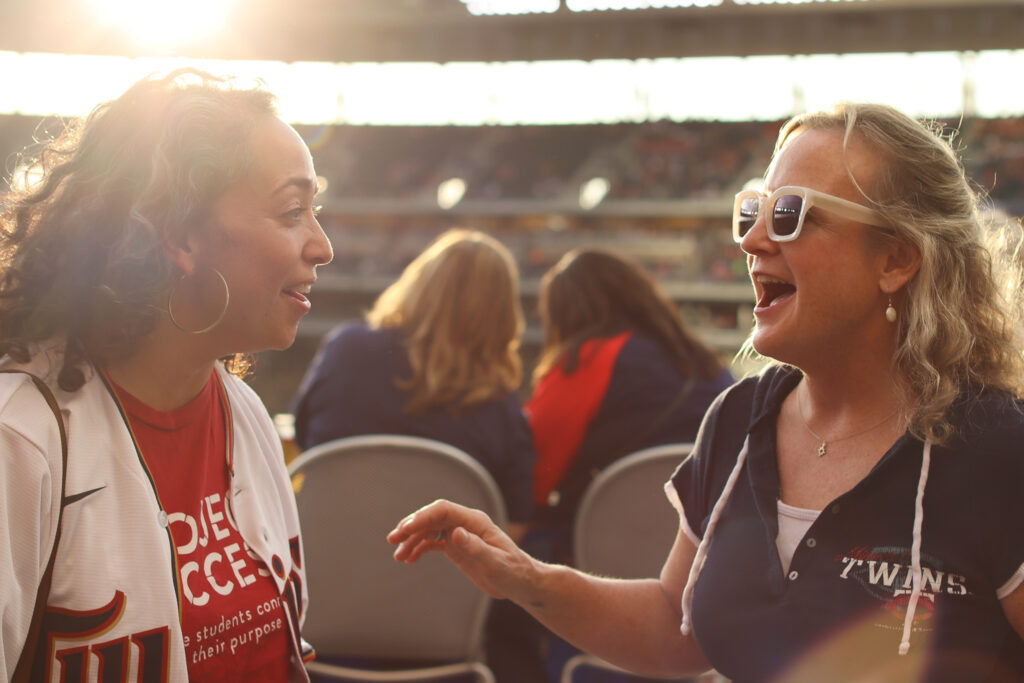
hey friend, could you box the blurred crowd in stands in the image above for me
[1,113,1019,415]
[296,120,772,202]
[971,117,1024,205]
[289,116,1024,208]
[4,113,1021,207]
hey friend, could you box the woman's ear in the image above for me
[879,239,922,295]
[164,230,198,276]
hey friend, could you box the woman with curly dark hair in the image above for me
[0,69,332,681]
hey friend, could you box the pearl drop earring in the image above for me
[885,296,897,323]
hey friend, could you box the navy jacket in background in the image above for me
[292,322,536,523]
[528,331,734,527]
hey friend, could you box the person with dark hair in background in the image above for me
[522,247,732,682]
[527,247,733,564]
[388,102,1024,682]
[0,69,333,680]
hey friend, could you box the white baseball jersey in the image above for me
[0,349,312,682]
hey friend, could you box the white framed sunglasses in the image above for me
[732,185,887,243]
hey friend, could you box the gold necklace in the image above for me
[797,391,899,457]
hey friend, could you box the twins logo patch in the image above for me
[838,545,968,600]
[837,545,968,634]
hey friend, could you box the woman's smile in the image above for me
[282,282,314,311]
[753,273,796,312]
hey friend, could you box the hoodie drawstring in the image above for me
[679,436,933,660]
[680,437,749,636]
[899,439,932,655]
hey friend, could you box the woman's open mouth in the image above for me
[755,275,796,309]
[283,284,312,310]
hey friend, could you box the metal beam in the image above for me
[0,1,1018,62]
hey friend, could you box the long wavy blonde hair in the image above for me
[769,103,1024,444]
[366,229,524,414]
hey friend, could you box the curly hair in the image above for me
[0,68,278,390]
[366,229,525,414]
[770,102,1024,444]
[533,247,724,385]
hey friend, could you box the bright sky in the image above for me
[0,50,1020,124]
[86,0,235,51]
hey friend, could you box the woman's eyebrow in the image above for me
[271,176,317,196]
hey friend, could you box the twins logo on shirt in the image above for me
[838,545,968,627]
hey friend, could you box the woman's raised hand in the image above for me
[386,499,536,602]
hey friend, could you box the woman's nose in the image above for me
[739,211,776,256]
[307,220,334,266]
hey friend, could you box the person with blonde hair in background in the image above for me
[0,69,333,680]
[293,228,535,538]
[388,103,1024,682]
[294,228,538,681]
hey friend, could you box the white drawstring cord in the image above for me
[677,434,931,658]
[681,437,750,636]
[898,440,932,655]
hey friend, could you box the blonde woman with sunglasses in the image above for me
[387,103,1024,682]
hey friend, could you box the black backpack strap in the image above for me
[2,371,68,683]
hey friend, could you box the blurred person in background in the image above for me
[0,69,332,680]
[524,247,734,683]
[292,228,539,681]
[527,246,733,565]
[388,102,1024,682]
[292,228,535,538]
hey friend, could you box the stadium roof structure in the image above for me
[0,0,1019,63]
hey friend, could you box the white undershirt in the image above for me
[776,500,820,574]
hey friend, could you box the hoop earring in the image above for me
[885,296,897,323]
[167,266,230,334]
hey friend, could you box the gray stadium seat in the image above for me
[561,443,698,683]
[288,434,504,683]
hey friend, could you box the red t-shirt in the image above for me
[110,371,291,681]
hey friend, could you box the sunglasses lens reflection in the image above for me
[737,196,759,238]
[772,194,803,236]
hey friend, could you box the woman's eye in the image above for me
[284,205,322,222]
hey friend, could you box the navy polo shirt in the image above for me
[671,365,1024,682]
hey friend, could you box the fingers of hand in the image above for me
[392,526,453,563]
[387,500,450,541]
[387,499,489,545]
[390,526,518,602]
